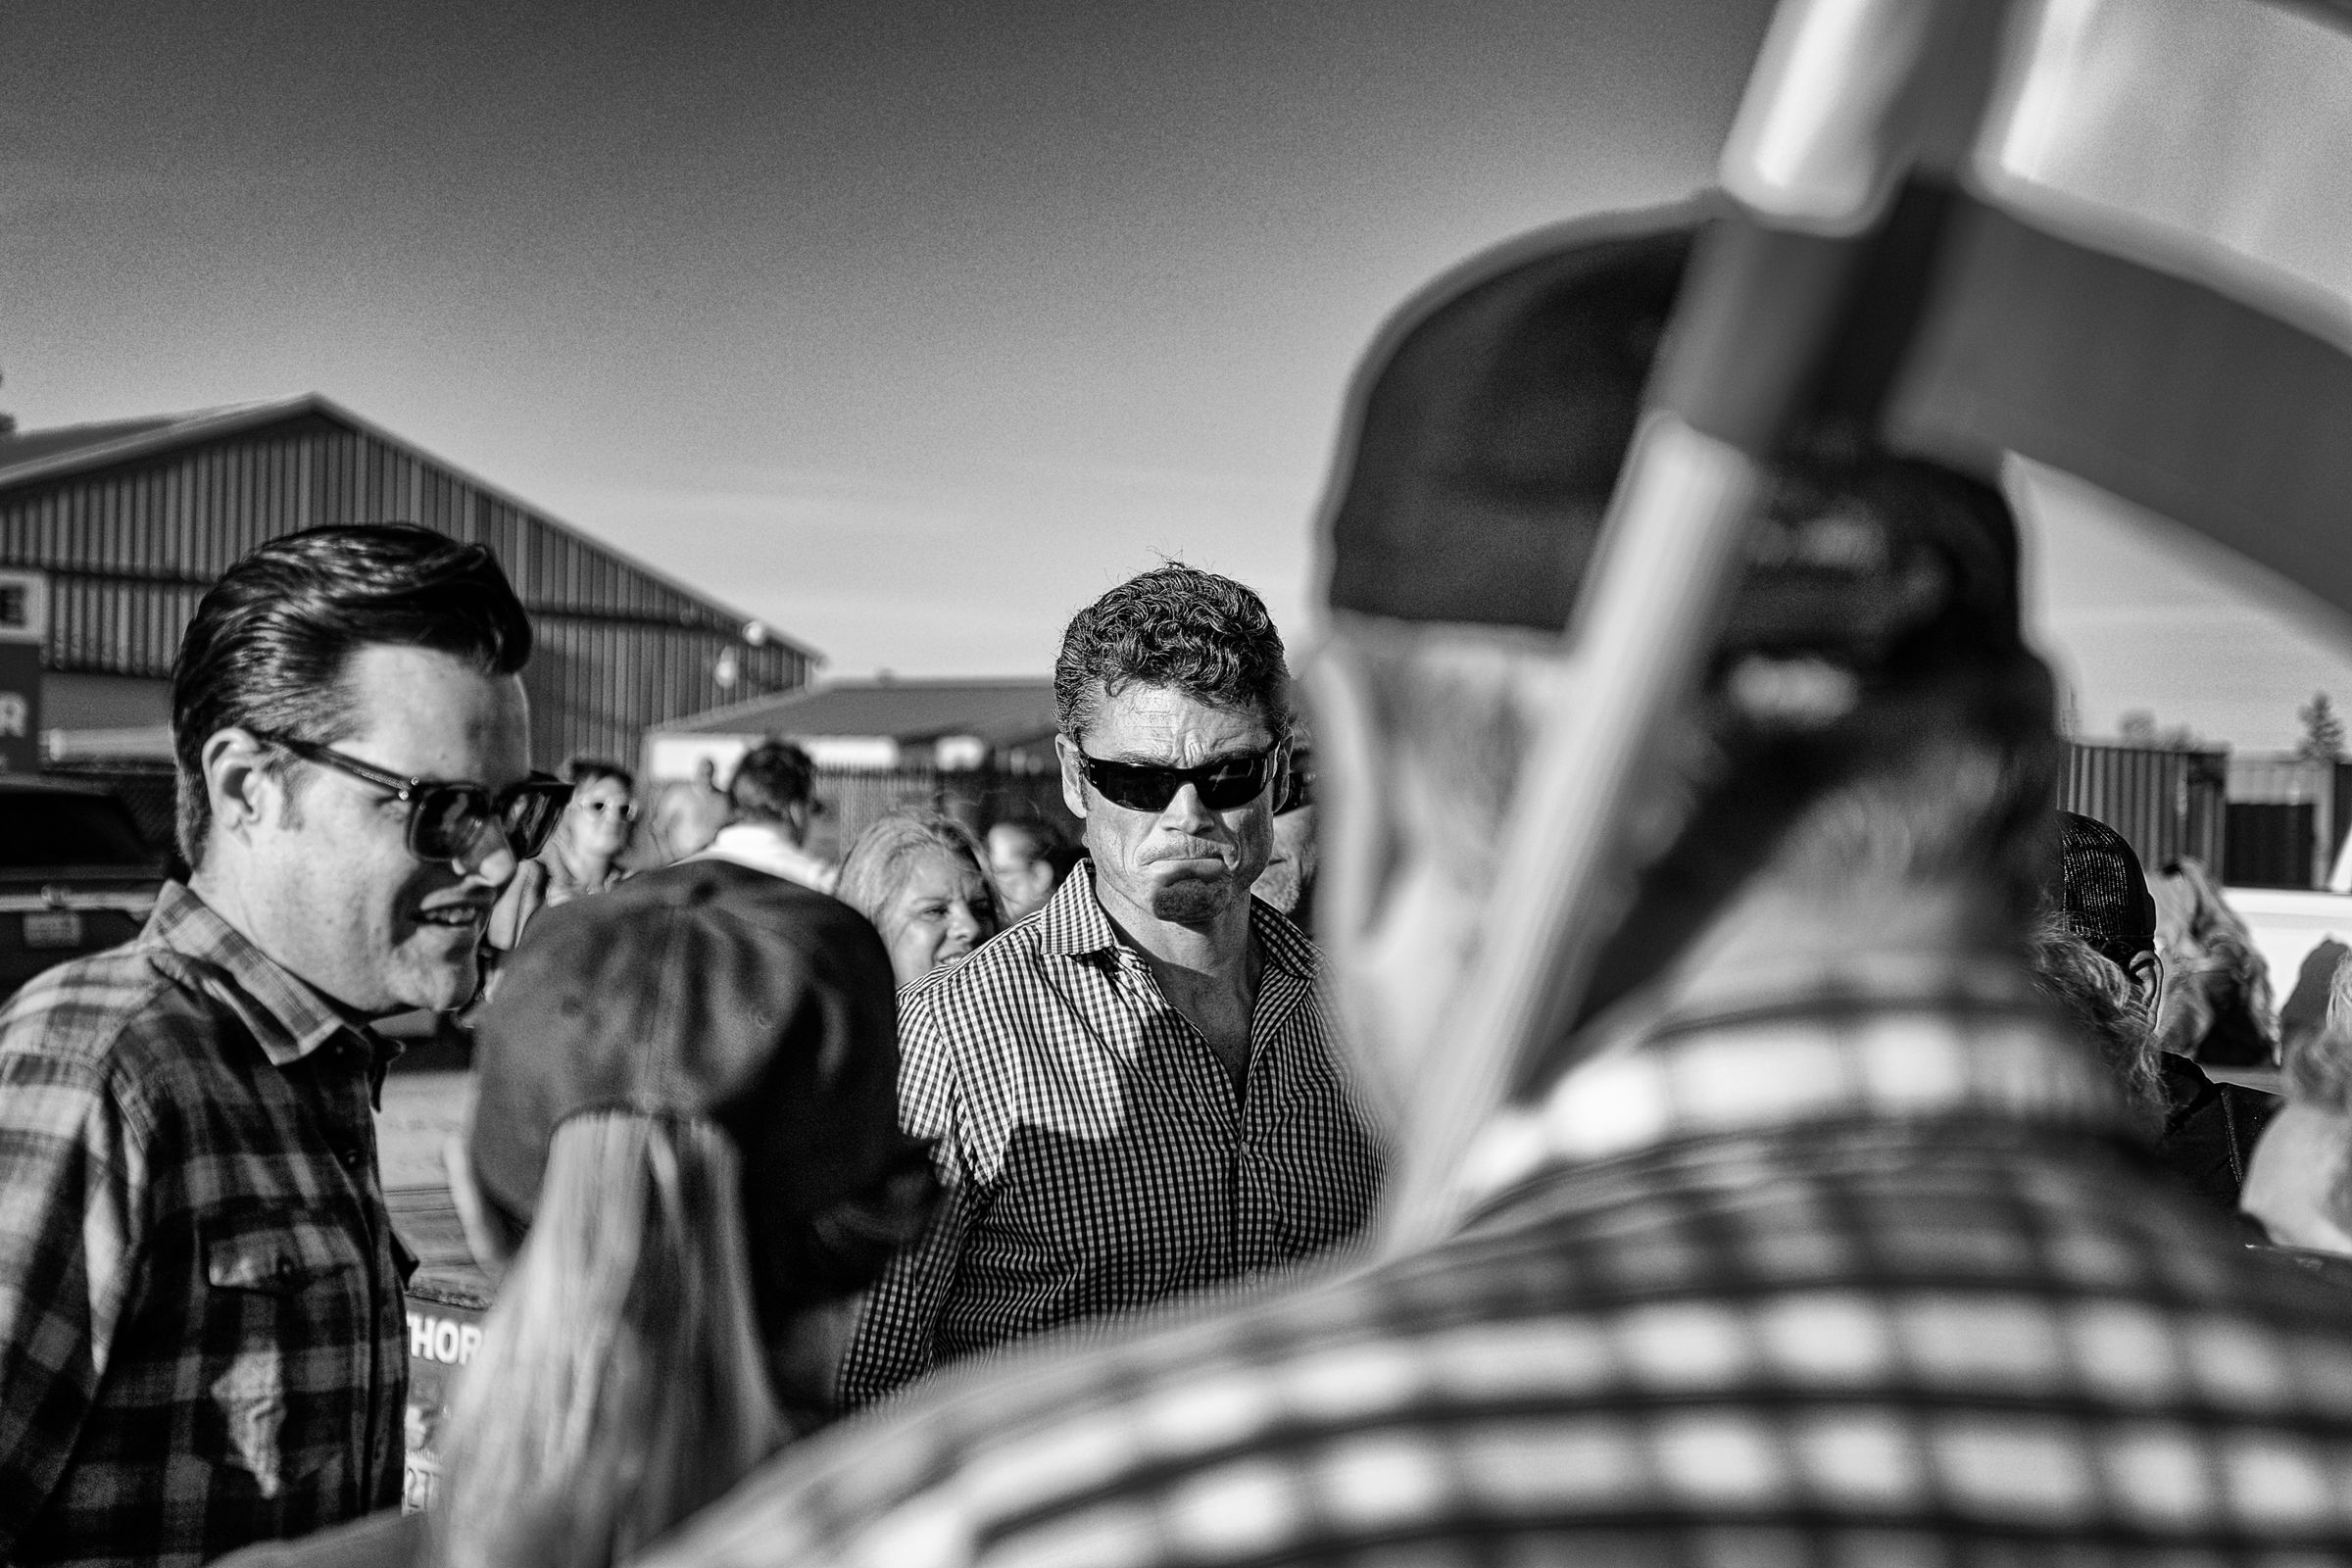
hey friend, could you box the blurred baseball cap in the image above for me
[2052,809,2159,968]
[1315,207,2053,1069]
[469,857,935,1314]
[1320,206,2025,675]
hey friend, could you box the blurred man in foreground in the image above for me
[835,565,1383,1404]
[0,526,564,1566]
[643,217,2352,1567]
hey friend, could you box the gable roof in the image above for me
[0,394,817,659]
[658,677,1057,746]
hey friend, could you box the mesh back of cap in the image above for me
[2057,810,2156,965]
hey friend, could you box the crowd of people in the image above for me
[6,205,2352,1568]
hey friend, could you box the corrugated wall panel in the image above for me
[0,412,815,765]
[2061,743,2230,877]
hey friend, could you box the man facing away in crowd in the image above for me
[646,215,2352,1566]
[0,525,564,1566]
[835,564,1385,1404]
[695,739,836,893]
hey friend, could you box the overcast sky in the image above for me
[5,0,2349,750]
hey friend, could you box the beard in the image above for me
[1148,871,1239,926]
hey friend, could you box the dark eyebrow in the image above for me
[1099,745,1271,768]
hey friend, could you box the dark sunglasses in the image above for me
[574,795,640,822]
[1078,748,1279,813]
[259,732,573,864]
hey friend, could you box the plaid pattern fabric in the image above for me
[645,966,2352,1567]
[838,864,1385,1406]
[0,885,408,1568]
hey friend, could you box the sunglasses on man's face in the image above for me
[259,732,573,864]
[1077,747,1279,813]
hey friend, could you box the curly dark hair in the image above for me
[1054,564,1292,744]
[170,524,533,868]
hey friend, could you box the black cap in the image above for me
[2053,810,2158,968]
[470,858,928,1310]
[1320,206,2023,668]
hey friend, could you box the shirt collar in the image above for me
[1035,859,1319,981]
[147,882,378,1068]
[1457,956,2132,1207]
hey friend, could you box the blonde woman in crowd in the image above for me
[536,756,636,906]
[218,859,937,1568]
[2152,855,2279,1065]
[836,808,1003,989]
[2244,947,2352,1255]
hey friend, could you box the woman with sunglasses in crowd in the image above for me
[537,756,639,906]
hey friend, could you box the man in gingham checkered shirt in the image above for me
[836,565,1385,1405]
[644,216,2352,1566]
[0,527,558,1566]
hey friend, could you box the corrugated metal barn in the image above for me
[0,396,815,794]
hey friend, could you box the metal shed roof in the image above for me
[659,677,1057,746]
[0,393,816,658]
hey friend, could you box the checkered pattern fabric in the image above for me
[645,967,2352,1567]
[0,885,408,1567]
[837,864,1385,1406]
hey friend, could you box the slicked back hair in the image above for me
[170,524,534,868]
[1054,564,1292,746]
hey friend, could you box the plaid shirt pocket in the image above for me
[198,1205,373,1502]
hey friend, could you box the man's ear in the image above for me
[444,1135,515,1285]
[1302,646,1400,946]
[1055,734,1091,821]
[2124,948,2167,1033]
[199,728,285,847]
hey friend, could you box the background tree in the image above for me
[2297,691,2347,763]
[2119,710,2209,752]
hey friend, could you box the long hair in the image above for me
[2152,856,2276,1043]
[429,1113,783,1568]
[2156,857,2260,962]
[2287,948,2352,1113]
[2028,914,2165,1131]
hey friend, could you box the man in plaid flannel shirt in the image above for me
[644,215,2352,1566]
[837,565,1385,1405]
[0,526,555,1566]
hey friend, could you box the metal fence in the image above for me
[804,765,1079,864]
[2058,742,2230,876]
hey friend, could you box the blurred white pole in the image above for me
[1379,417,1759,1248]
